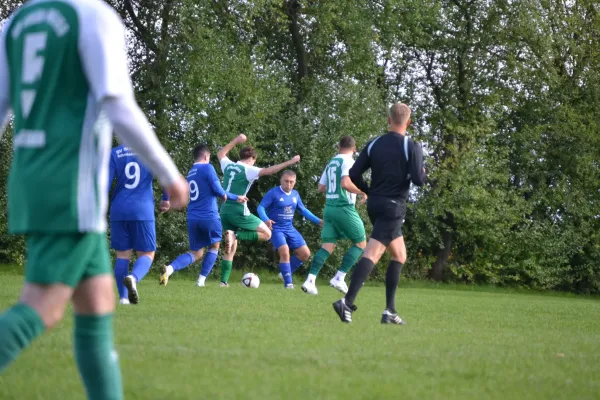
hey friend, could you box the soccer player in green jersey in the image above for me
[301,136,368,295]
[217,133,300,286]
[0,1,189,398]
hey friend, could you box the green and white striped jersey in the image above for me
[1,0,132,233]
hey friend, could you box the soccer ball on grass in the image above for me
[241,273,260,288]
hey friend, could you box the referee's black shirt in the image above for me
[349,131,426,201]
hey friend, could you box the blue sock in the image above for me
[290,255,304,274]
[131,255,153,282]
[280,262,292,286]
[200,249,218,278]
[171,253,195,272]
[114,258,129,299]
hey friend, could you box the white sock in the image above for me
[166,265,174,276]
[198,275,206,283]
[334,271,346,281]
[307,274,317,284]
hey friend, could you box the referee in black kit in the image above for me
[332,103,427,324]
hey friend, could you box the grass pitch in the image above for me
[0,270,599,400]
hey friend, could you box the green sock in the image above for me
[0,303,45,372]
[308,248,331,277]
[221,260,233,283]
[339,245,364,273]
[236,231,259,241]
[74,314,123,400]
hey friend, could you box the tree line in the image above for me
[1,0,599,293]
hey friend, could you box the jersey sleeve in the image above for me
[78,4,133,103]
[408,140,427,186]
[341,157,354,177]
[219,157,233,172]
[319,169,327,185]
[258,189,275,213]
[297,195,321,225]
[0,27,11,137]
[208,165,226,198]
[245,165,262,182]
[108,152,116,192]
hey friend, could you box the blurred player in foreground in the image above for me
[0,1,188,398]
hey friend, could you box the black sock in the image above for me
[385,260,403,313]
[344,257,375,307]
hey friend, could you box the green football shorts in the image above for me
[25,233,110,287]
[220,209,263,232]
[321,205,366,244]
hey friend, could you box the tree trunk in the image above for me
[429,227,453,281]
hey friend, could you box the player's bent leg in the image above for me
[220,240,237,287]
[256,222,272,241]
[114,250,132,305]
[162,249,203,286]
[72,275,123,400]
[331,240,366,294]
[124,250,155,305]
[339,238,387,318]
[302,242,336,295]
[290,245,310,276]
[0,283,71,372]
[198,244,219,287]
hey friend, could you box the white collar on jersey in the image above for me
[279,186,293,196]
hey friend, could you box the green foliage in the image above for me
[1,0,599,292]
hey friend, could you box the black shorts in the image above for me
[367,196,406,247]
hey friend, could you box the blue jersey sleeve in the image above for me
[161,187,170,201]
[258,189,275,222]
[297,195,321,225]
[108,154,116,193]
[208,165,237,201]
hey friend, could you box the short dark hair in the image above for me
[193,144,210,161]
[339,136,356,150]
[239,146,257,160]
[281,170,296,178]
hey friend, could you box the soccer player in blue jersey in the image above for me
[109,144,172,305]
[258,170,322,288]
[159,144,248,287]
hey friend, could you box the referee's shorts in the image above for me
[367,195,406,246]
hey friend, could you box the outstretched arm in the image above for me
[297,197,321,225]
[258,155,301,177]
[217,134,246,161]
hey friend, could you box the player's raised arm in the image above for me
[258,155,301,177]
[0,29,11,138]
[79,6,188,209]
[217,134,247,161]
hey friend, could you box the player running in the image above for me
[301,136,367,295]
[0,1,188,398]
[257,170,322,288]
[217,134,300,286]
[332,103,427,324]
[109,144,171,305]
[159,144,248,287]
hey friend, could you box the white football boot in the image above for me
[329,277,349,294]
[301,279,319,295]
